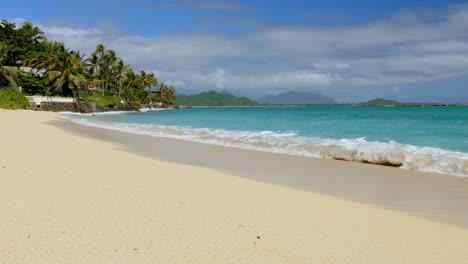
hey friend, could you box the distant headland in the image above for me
[357,98,468,107]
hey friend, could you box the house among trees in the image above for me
[87,81,103,95]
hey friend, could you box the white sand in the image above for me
[1,110,467,263]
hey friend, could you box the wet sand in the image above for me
[56,116,468,227]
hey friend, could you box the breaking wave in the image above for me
[59,110,139,116]
[64,116,468,177]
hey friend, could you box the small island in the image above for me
[175,90,258,106]
[359,98,399,106]
[358,98,468,107]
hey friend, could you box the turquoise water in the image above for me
[65,106,468,177]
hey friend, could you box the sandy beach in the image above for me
[1,110,468,264]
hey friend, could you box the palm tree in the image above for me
[27,41,87,97]
[0,42,20,87]
[142,71,157,89]
[87,44,115,95]
[98,49,117,95]
[28,41,59,72]
[95,44,106,57]
[158,83,176,106]
[122,68,140,101]
[86,52,100,80]
[164,85,176,105]
[114,58,128,97]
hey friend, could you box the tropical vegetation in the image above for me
[0,42,20,87]
[0,19,176,107]
[0,89,30,109]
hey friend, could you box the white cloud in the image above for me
[42,26,100,36]
[11,18,27,25]
[164,79,187,89]
[22,4,468,96]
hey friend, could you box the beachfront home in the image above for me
[87,81,103,95]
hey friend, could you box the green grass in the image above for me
[0,89,30,109]
[80,95,124,107]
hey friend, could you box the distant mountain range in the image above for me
[174,90,258,106]
[174,90,338,106]
[174,92,467,107]
[257,91,337,105]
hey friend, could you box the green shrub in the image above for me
[0,89,30,109]
[80,95,124,107]
[18,72,47,96]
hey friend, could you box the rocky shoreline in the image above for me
[35,100,165,113]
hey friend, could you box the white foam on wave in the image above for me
[65,116,468,178]
[139,108,168,112]
[59,110,137,116]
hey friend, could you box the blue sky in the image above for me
[2,0,468,102]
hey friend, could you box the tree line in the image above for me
[0,20,175,106]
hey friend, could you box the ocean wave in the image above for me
[59,111,138,116]
[65,117,468,177]
[139,108,168,112]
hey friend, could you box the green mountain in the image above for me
[258,91,336,104]
[175,90,258,106]
[360,98,400,106]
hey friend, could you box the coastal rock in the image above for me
[40,101,98,113]
[39,100,139,113]
[96,105,112,112]
[76,101,97,113]
[113,103,133,111]
[130,102,142,110]
[41,102,77,112]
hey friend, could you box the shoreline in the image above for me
[61,108,468,178]
[57,112,468,228]
[2,110,468,263]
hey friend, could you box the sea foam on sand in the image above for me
[62,114,468,177]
